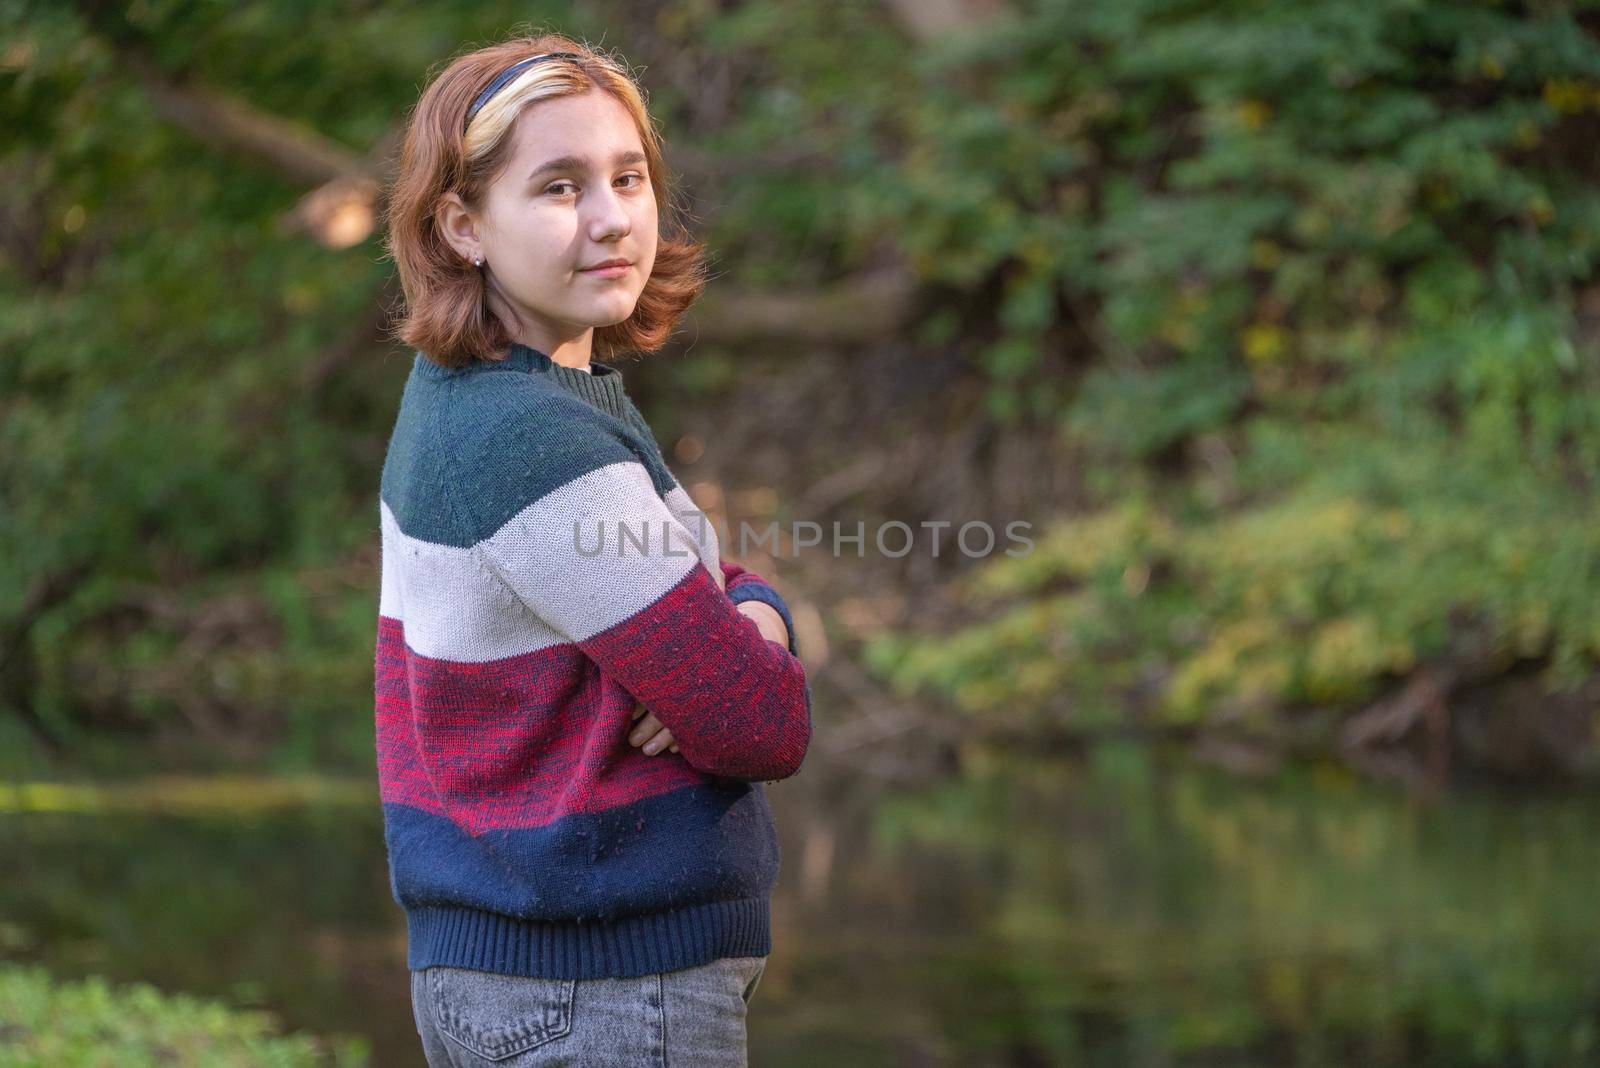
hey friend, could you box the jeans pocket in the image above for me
[428,966,576,1062]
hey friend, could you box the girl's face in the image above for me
[440,89,659,357]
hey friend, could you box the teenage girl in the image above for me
[377,32,811,1068]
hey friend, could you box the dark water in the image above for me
[4,746,1599,1066]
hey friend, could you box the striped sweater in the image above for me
[373,342,812,980]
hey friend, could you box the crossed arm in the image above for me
[629,560,797,757]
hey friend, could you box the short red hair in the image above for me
[382,32,709,369]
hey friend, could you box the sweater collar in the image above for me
[415,343,630,419]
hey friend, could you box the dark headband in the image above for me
[464,52,583,133]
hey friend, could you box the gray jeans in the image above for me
[410,956,768,1067]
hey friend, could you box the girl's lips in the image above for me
[580,263,631,278]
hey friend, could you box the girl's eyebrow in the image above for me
[527,150,647,182]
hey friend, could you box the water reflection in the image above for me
[767,744,1600,1066]
[3,745,1599,1066]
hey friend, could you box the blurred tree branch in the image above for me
[881,0,1012,42]
[130,59,375,187]
[687,264,916,347]
[73,0,399,248]
[70,0,917,347]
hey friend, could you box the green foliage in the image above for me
[852,0,1600,738]
[871,413,1600,731]
[0,964,367,1067]
[772,0,1600,445]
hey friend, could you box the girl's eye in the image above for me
[544,174,646,197]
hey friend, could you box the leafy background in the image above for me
[3,2,1600,1059]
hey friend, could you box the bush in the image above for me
[0,964,368,1067]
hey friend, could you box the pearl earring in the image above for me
[473,256,483,268]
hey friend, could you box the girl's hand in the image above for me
[628,700,678,754]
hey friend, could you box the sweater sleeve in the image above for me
[720,561,800,658]
[451,401,812,783]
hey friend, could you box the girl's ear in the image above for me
[435,192,481,264]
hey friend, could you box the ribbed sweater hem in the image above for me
[404,897,772,979]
